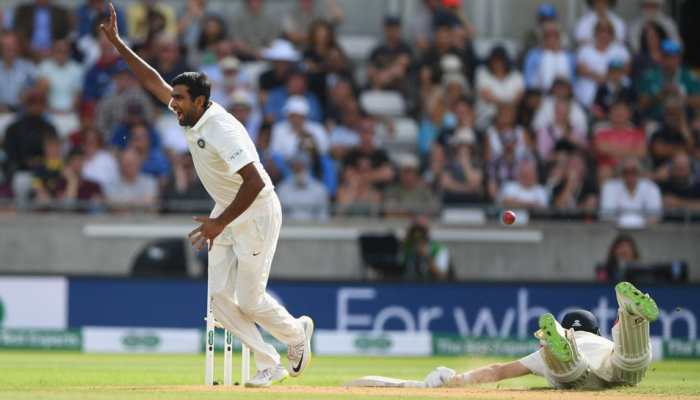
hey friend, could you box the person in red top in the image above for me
[593,99,646,182]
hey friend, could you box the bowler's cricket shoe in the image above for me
[245,365,289,388]
[424,366,456,388]
[288,315,314,377]
[615,281,660,322]
[536,313,573,363]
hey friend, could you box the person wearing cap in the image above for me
[367,16,413,93]
[639,39,700,120]
[276,152,329,221]
[230,0,280,60]
[523,20,576,92]
[264,68,323,123]
[475,45,524,130]
[574,0,626,45]
[202,55,250,105]
[521,3,560,54]
[270,95,328,160]
[258,39,302,92]
[575,18,630,108]
[592,58,637,119]
[440,127,484,204]
[628,0,680,56]
[228,89,262,141]
[384,153,440,217]
[600,156,662,225]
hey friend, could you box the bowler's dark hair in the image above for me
[171,72,211,104]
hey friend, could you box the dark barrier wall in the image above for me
[69,279,698,340]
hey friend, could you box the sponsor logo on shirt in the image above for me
[229,149,243,161]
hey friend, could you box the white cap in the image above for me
[395,153,420,169]
[219,56,240,71]
[230,89,254,108]
[261,39,301,62]
[283,96,310,116]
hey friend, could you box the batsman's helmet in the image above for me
[561,309,601,335]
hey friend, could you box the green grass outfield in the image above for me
[0,352,699,400]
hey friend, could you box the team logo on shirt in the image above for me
[197,138,206,149]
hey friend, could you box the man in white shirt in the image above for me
[601,157,663,226]
[500,159,549,209]
[277,153,329,221]
[349,281,659,391]
[100,4,313,387]
[574,0,626,45]
[270,96,329,160]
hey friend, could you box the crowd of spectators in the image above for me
[0,0,699,227]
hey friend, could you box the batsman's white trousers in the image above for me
[207,192,305,371]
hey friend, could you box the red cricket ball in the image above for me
[502,210,516,225]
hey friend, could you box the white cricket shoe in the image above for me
[245,365,289,388]
[424,366,456,388]
[288,315,314,377]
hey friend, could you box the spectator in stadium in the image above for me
[258,39,301,92]
[329,99,362,160]
[487,131,525,201]
[265,68,323,123]
[521,3,560,55]
[592,58,637,120]
[434,95,475,151]
[11,0,70,59]
[283,0,344,47]
[400,216,451,281]
[499,158,549,209]
[105,148,158,211]
[152,34,190,91]
[659,151,700,211]
[0,31,36,112]
[342,119,395,188]
[419,14,475,97]
[523,21,576,92]
[516,89,543,134]
[30,133,64,204]
[648,97,693,176]
[228,89,262,142]
[630,20,666,79]
[277,152,329,221]
[575,18,631,108]
[367,16,413,94]
[77,0,127,39]
[230,0,280,60]
[335,155,382,216]
[638,39,700,121]
[95,64,155,143]
[192,14,227,67]
[3,89,57,178]
[160,152,211,213]
[475,45,524,130]
[485,103,531,162]
[270,96,328,160]
[126,0,176,45]
[532,78,588,136]
[81,33,124,105]
[202,53,249,105]
[255,122,288,184]
[593,100,646,182]
[574,0,626,45]
[409,0,441,54]
[384,153,440,217]
[600,157,662,225]
[303,19,351,108]
[536,97,588,162]
[80,128,119,189]
[324,77,356,126]
[439,128,484,205]
[628,0,680,56]
[124,123,171,180]
[597,233,640,282]
[176,0,208,58]
[547,148,598,211]
[37,39,84,114]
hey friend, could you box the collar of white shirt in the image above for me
[189,101,225,133]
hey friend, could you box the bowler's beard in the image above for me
[179,110,197,127]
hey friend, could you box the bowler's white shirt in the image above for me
[600,178,662,220]
[519,331,614,381]
[170,100,273,213]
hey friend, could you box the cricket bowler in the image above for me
[100,3,313,387]
[349,281,659,390]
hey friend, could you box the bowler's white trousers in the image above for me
[207,192,305,370]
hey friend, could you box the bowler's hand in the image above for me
[99,2,120,44]
[188,216,225,251]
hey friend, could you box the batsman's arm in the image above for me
[100,2,172,105]
[449,361,531,386]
